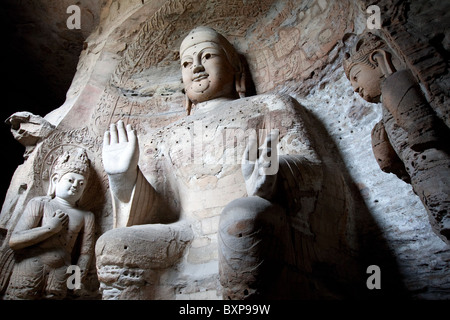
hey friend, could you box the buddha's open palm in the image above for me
[102,120,139,176]
[242,130,279,199]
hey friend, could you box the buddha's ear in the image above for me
[185,94,192,116]
[47,173,59,197]
[370,49,396,77]
[235,72,246,99]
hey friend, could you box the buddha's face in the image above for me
[54,172,86,204]
[349,63,383,103]
[181,40,235,104]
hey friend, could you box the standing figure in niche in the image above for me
[4,148,95,299]
[99,26,359,299]
[343,32,450,243]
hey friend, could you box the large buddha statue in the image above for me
[96,26,362,299]
[343,32,450,243]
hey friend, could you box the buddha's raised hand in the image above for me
[102,120,140,201]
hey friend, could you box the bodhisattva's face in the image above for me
[54,172,86,204]
[181,41,235,104]
[349,63,384,103]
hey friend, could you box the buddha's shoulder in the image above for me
[28,196,53,205]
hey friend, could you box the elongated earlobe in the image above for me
[370,49,396,77]
[47,173,59,198]
[186,94,193,116]
[235,72,246,98]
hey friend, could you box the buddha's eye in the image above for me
[202,53,216,63]
[182,61,192,68]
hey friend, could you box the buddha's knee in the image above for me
[219,196,286,250]
[95,222,193,299]
[218,196,288,299]
[96,221,193,270]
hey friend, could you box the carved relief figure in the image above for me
[4,148,95,299]
[97,26,358,299]
[5,112,55,159]
[343,32,450,243]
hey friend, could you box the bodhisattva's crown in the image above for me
[54,148,91,178]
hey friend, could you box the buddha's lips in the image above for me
[193,73,209,81]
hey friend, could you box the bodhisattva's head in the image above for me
[343,32,396,103]
[48,148,91,206]
[180,26,245,114]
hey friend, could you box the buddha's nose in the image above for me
[72,180,81,189]
[193,63,205,74]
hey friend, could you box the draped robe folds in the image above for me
[4,196,95,299]
[378,70,450,241]
[110,93,324,233]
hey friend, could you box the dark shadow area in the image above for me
[0,3,78,208]
[296,100,411,299]
[225,52,410,299]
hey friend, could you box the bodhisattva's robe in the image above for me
[5,196,95,299]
